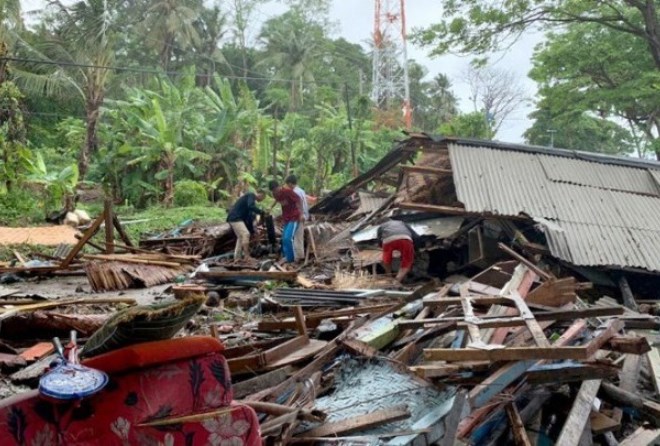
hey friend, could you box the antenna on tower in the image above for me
[371,0,412,129]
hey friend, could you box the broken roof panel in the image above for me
[448,142,660,272]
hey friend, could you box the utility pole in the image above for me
[371,0,412,129]
[547,129,557,148]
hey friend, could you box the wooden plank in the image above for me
[425,346,588,362]
[618,275,639,311]
[525,363,617,385]
[438,391,468,446]
[341,338,379,358]
[293,306,308,337]
[497,243,552,281]
[399,306,623,328]
[104,198,114,253]
[485,265,536,345]
[599,382,660,420]
[585,319,625,358]
[300,405,410,437]
[232,367,292,399]
[460,284,482,345]
[468,319,587,409]
[61,210,105,268]
[646,347,660,397]
[527,277,578,307]
[113,214,134,247]
[612,353,643,423]
[19,342,54,362]
[510,291,550,347]
[619,426,660,445]
[399,202,528,220]
[589,411,619,434]
[505,403,532,446]
[401,165,452,175]
[197,270,298,281]
[556,380,601,446]
[607,335,652,354]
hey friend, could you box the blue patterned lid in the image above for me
[39,363,108,400]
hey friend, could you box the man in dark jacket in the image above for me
[227,191,265,261]
[377,219,417,282]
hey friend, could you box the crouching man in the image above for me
[377,219,416,283]
[227,190,265,262]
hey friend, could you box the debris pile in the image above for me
[1,135,660,444]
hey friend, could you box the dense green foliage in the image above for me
[0,0,462,222]
[415,0,660,158]
[1,0,657,228]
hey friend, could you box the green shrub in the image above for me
[173,180,209,207]
[0,188,43,225]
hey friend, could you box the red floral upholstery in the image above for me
[0,338,262,446]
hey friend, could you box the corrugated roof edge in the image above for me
[406,132,660,170]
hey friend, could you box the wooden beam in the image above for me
[556,380,601,446]
[293,306,308,337]
[618,275,639,311]
[60,210,106,268]
[468,319,587,409]
[425,346,588,362]
[525,363,617,385]
[198,270,298,281]
[401,165,452,176]
[438,391,468,446]
[506,403,532,446]
[113,214,134,247]
[104,198,114,254]
[599,382,660,423]
[497,242,552,281]
[619,427,660,446]
[300,405,410,437]
[647,347,660,397]
[399,202,528,220]
[606,335,651,354]
[233,367,292,399]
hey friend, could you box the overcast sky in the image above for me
[20,0,538,142]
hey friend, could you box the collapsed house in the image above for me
[311,133,660,299]
[2,135,660,445]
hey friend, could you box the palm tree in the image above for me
[190,6,227,86]
[43,0,117,180]
[259,11,323,110]
[141,0,202,70]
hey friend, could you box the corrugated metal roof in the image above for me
[348,192,390,219]
[448,143,660,271]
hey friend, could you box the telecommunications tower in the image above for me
[371,0,412,128]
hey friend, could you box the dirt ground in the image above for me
[1,275,170,305]
[0,226,81,246]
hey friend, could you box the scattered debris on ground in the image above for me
[2,135,660,445]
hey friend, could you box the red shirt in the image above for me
[273,188,301,222]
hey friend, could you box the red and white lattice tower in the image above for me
[371,0,412,128]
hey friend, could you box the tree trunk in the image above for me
[163,156,175,207]
[80,97,101,181]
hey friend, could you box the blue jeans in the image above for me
[282,221,298,263]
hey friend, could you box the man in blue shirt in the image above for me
[227,191,265,261]
[285,175,309,262]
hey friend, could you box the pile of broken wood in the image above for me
[213,257,660,445]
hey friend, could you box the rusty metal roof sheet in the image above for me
[448,142,660,272]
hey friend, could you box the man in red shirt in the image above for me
[268,180,303,263]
